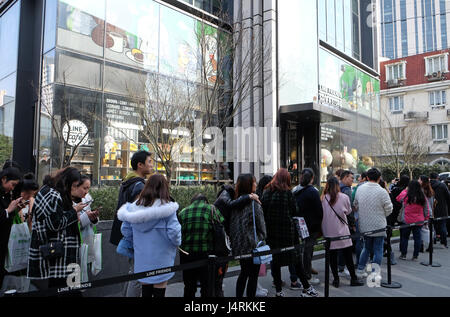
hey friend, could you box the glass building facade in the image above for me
[1,0,230,185]
[0,1,20,166]
[279,0,380,185]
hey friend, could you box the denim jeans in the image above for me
[400,226,422,258]
[435,220,448,246]
[357,236,384,271]
[354,221,364,267]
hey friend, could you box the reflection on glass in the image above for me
[40,84,103,184]
[335,0,344,51]
[105,0,159,72]
[326,0,336,46]
[318,0,327,40]
[344,0,352,56]
[0,1,20,80]
[278,0,318,105]
[44,0,57,53]
[57,0,105,57]
[319,48,379,184]
[0,73,17,164]
[57,52,102,89]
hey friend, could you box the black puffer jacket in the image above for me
[388,185,407,226]
[292,185,323,235]
[110,176,145,246]
[214,185,251,236]
[431,180,450,218]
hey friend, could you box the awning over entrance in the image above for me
[279,102,350,123]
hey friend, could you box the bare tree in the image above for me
[39,70,100,169]
[377,106,429,178]
[112,6,276,182]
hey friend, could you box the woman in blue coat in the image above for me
[118,174,181,298]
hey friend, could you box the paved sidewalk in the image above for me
[166,240,450,297]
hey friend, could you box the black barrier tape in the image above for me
[21,259,209,297]
[20,216,450,296]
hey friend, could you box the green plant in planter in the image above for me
[90,185,219,220]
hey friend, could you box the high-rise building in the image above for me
[379,0,450,59]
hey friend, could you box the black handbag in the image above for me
[210,205,231,256]
[39,241,64,260]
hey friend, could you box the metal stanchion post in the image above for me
[207,255,217,297]
[421,219,442,267]
[324,238,331,298]
[381,226,402,288]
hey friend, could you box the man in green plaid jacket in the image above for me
[178,194,224,297]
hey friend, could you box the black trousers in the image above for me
[272,258,310,293]
[141,284,166,298]
[236,259,260,298]
[180,253,210,298]
[330,246,358,281]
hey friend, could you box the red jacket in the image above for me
[396,190,425,225]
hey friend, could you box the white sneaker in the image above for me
[308,277,320,285]
[256,288,268,297]
[275,291,285,297]
[355,269,368,279]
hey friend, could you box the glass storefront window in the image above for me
[335,0,344,51]
[278,0,318,106]
[160,4,199,81]
[44,0,57,53]
[344,0,352,56]
[318,0,327,41]
[326,0,336,46]
[57,0,105,57]
[0,73,17,165]
[0,1,20,80]
[39,83,103,184]
[39,0,223,184]
[0,1,20,165]
[105,0,159,72]
[56,51,102,89]
[319,48,380,183]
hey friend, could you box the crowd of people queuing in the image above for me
[0,150,449,298]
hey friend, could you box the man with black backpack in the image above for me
[110,150,153,297]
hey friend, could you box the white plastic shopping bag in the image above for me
[91,233,102,276]
[0,275,30,294]
[80,243,89,283]
[4,221,31,273]
[421,225,430,249]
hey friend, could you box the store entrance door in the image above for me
[282,121,321,187]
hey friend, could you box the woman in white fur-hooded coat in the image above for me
[118,174,181,291]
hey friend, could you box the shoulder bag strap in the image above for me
[325,196,348,226]
[252,201,258,244]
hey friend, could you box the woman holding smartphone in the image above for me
[72,175,99,266]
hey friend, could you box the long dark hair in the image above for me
[322,176,340,206]
[397,175,410,189]
[300,168,314,187]
[0,167,22,183]
[265,168,291,192]
[47,167,81,209]
[407,180,426,206]
[420,175,434,198]
[235,174,256,198]
[136,174,170,207]
[256,175,273,197]
[21,173,39,192]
